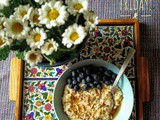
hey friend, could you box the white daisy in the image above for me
[25,50,43,66]
[62,23,87,48]
[0,17,6,30]
[4,16,30,40]
[66,0,88,15]
[26,27,47,49]
[34,0,47,4]
[38,1,69,28]
[0,0,10,10]
[14,5,32,22]
[0,31,12,49]
[29,8,41,27]
[41,39,59,55]
[84,11,99,29]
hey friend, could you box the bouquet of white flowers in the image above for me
[0,0,98,66]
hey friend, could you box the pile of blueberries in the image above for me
[66,65,117,91]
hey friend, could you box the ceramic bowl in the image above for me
[54,59,134,120]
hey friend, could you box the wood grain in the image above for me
[9,57,23,120]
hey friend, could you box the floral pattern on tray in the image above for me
[24,63,67,78]
[23,26,136,120]
[22,81,58,120]
[70,26,135,78]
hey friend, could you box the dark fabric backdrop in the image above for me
[0,0,159,119]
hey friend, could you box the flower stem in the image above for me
[42,54,55,65]
[75,14,80,23]
[57,27,62,35]
[28,0,34,6]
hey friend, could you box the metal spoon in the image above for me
[112,48,135,90]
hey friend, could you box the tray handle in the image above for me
[140,57,150,102]
[9,57,23,120]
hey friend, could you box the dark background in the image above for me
[0,0,159,119]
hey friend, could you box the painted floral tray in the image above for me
[9,20,150,120]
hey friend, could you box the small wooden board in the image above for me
[9,19,150,120]
[9,57,23,120]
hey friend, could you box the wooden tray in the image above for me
[9,19,150,120]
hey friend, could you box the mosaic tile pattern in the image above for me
[22,26,136,120]
[22,81,58,120]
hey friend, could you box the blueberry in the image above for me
[102,76,107,81]
[85,69,91,75]
[76,68,82,73]
[79,72,85,79]
[112,74,117,80]
[100,81,103,84]
[89,83,94,88]
[103,75,111,81]
[82,67,87,72]
[104,71,111,77]
[93,74,98,80]
[67,78,72,84]
[108,70,113,75]
[82,79,87,84]
[72,78,76,81]
[74,85,80,91]
[72,80,78,85]
[93,81,99,85]
[105,81,110,85]
[77,77,81,82]
[72,71,77,78]
[82,84,90,90]
[99,66,105,72]
[86,76,91,82]
[97,84,102,89]
[110,79,115,84]
[69,84,74,89]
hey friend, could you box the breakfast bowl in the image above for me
[54,59,134,120]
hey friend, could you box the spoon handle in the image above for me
[112,48,135,88]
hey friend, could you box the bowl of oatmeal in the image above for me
[54,59,134,120]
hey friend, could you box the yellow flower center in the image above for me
[89,19,94,23]
[34,34,41,42]
[12,22,23,33]
[21,11,27,17]
[33,14,40,23]
[0,22,5,29]
[0,38,4,46]
[70,32,79,41]
[48,9,59,20]
[74,3,83,10]
[45,115,51,120]
[29,53,36,61]
[48,95,52,100]
[48,44,53,50]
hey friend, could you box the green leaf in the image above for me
[31,105,34,110]
[0,46,10,60]
[36,72,41,77]
[31,82,35,86]
[49,73,53,76]
[10,40,30,52]
[15,50,24,59]
[44,112,49,115]
[35,97,39,100]
[48,89,54,92]
[42,93,48,99]
[36,111,40,117]
[46,67,54,71]
[44,81,47,84]
[44,72,48,76]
